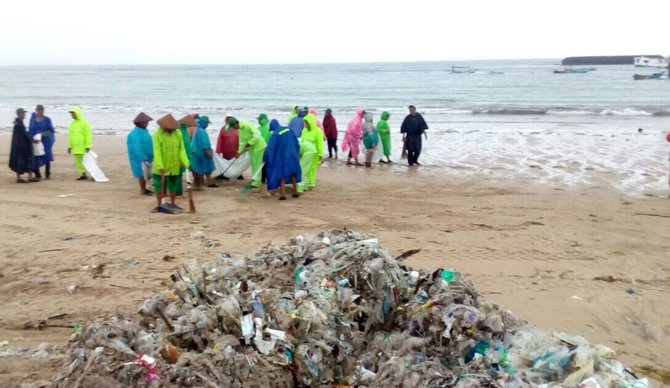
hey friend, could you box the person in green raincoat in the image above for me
[67,106,92,180]
[257,113,271,184]
[377,111,392,163]
[229,117,267,189]
[176,115,196,196]
[152,114,190,212]
[301,114,324,189]
[297,138,316,193]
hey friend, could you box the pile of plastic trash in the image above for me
[52,230,648,387]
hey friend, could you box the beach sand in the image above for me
[0,134,669,386]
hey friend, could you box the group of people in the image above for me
[9,105,57,183]
[9,104,430,209]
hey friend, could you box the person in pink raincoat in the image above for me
[341,108,364,166]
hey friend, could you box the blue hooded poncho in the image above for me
[28,112,56,166]
[288,108,305,138]
[190,119,215,174]
[264,119,302,191]
[126,126,154,178]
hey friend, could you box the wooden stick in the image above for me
[188,187,196,214]
[37,248,66,253]
[156,308,174,332]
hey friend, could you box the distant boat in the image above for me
[447,65,477,74]
[634,56,668,68]
[633,72,664,80]
[488,71,504,75]
[553,66,595,74]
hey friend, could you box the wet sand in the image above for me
[0,134,669,385]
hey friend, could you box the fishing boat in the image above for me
[633,56,668,68]
[553,66,596,74]
[447,66,477,74]
[633,72,664,80]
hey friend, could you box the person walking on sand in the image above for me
[152,114,190,212]
[126,112,154,195]
[400,105,428,166]
[9,108,37,183]
[265,119,301,200]
[302,114,325,189]
[342,108,364,166]
[377,111,393,163]
[68,106,92,180]
[28,105,55,179]
[323,108,338,159]
[362,112,379,168]
[190,115,217,189]
[230,117,267,189]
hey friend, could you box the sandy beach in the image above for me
[0,134,669,386]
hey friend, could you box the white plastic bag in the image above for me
[32,134,45,156]
[213,153,251,179]
[82,151,109,182]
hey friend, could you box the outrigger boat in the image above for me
[633,72,664,80]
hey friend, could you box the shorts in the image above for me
[153,174,180,194]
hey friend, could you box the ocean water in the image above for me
[1,60,669,195]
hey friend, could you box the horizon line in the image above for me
[0,57,565,67]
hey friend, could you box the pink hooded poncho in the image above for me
[341,108,364,157]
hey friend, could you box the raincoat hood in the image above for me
[298,108,305,117]
[364,112,374,122]
[381,111,390,120]
[69,106,84,121]
[198,116,211,129]
[303,114,319,131]
[355,108,364,118]
[308,108,318,116]
[258,113,269,126]
[269,119,284,132]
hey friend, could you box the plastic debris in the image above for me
[50,230,649,387]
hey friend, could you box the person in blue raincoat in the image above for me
[265,119,301,200]
[190,115,217,188]
[28,104,55,180]
[288,108,306,138]
[126,112,154,195]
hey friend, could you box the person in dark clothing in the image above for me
[400,105,428,166]
[323,108,338,159]
[9,108,37,183]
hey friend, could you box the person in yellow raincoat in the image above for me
[152,114,190,212]
[229,117,267,189]
[67,106,92,180]
[301,114,324,190]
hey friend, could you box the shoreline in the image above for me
[0,135,669,385]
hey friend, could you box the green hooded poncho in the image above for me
[257,114,271,144]
[237,120,267,188]
[301,114,324,188]
[377,111,391,157]
[68,106,92,155]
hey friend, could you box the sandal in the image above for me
[292,193,300,198]
[208,183,218,188]
[76,175,87,181]
[279,196,287,201]
[16,178,27,183]
[29,177,40,182]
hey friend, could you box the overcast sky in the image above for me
[1,0,668,65]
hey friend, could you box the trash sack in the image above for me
[82,151,109,182]
[142,162,153,183]
[213,152,251,179]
